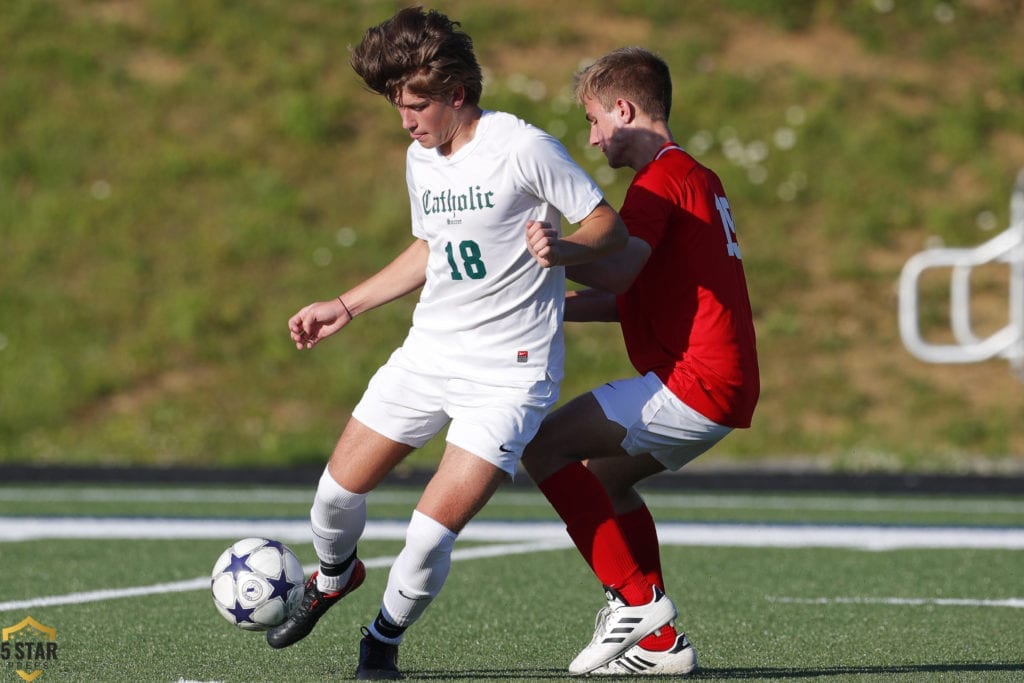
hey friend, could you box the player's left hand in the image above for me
[526,220,561,268]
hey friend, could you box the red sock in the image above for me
[619,505,677,651]
[617,504,664,590]
[538,463,651,606]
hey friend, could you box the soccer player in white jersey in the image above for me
[268,7,629,680]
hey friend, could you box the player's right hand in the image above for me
[288,299,352,349]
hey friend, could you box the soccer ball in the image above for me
[210,537,305,631]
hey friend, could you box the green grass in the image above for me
[1,483,1023,681]
[2,0,1024,471]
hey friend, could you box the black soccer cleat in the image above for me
[266,561,365,649]
[355,628,403,680]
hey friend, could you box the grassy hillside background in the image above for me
[2,0,1023,474]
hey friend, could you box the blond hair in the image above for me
[574,47,672,120]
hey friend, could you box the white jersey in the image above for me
[395,110,603,383]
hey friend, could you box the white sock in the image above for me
[377,510,457,635]
[309,467,366,592]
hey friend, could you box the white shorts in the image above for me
[592,371,732,471]
[352,350,559,476]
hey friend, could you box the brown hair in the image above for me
[573,47,672,121]
[350,6,483,106]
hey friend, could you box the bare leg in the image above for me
[372,444,508,640]
[415,443,509,532]
[326,417,415,493]
[521,392,630,482]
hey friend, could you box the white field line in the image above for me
[1,518,1022,615]
[3,517,1024,551]
[769,596,1024,609]
[4,487,1024,515]
[0,539,570,613]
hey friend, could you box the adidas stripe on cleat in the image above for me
[567,585,678,675]
[590,631,698,676]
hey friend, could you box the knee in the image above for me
[520,433,577,485]
[314,467,366,510]
[586,463,637,502]
[519,445,543,481]
[520,450,568,486]
[404,510,457,559]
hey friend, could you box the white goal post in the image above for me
[898,167,1024,380]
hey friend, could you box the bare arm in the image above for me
[565,235,652,295]
[526,200,628,269]
[564,288,619,322]
[288,239,429,349]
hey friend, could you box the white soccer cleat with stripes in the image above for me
[589,631,698,676]
[567,585,678,675]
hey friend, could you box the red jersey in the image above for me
[616,143,759,427]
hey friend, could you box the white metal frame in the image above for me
[898,168,1024,379]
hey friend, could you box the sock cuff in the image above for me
[539,462,614,527]
[408,510,457,549]
[319,549,357,578]
[368,608,405,645]
[538,461,588,495]
[317,467,366,509]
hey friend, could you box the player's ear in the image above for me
[450,85,467,109]
[615,98,636,124]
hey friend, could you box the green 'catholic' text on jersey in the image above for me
[398,110,604,383]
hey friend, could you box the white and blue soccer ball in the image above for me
[210,537,305,631]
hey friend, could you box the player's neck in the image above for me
[439,105,483,157]
[633,122,673,169]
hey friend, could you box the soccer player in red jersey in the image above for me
[522,47,760,676]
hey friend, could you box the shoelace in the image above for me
[586,606,612,646]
